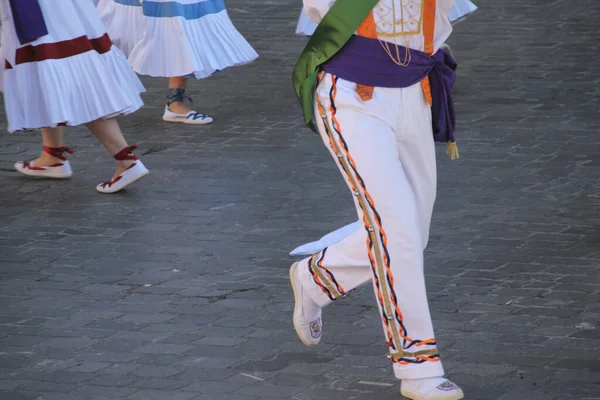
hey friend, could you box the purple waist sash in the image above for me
[9,0,49,45]
[321,35,457,144]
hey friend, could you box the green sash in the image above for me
[292,0,378,132]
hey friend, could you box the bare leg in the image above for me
[85,118,134,178]
[167,77,192,115]
[32,127,66,166]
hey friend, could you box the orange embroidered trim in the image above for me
[423,0,436,56]
[356,84,375,101]
[357,11,377,38]
[355,12,377,101]
[421,0,436,105]
[420,77,433,106]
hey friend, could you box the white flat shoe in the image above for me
[162,106,213,125]
[163,88,213,125]
[401,378,464,400]
[14,146,74,179]
[96,144,149,194]
[290,262,322,346]
[96,161,149,194]
[15,160,73,179]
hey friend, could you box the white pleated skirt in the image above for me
[99,0,146,58]
[96,0,111,15]
[99,0,258,79]
[0,0,145,133]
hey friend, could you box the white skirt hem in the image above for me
[128,10,258,79]
[4,46,145,133]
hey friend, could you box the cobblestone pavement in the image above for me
[1,0,599,399]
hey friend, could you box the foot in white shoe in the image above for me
[96,145,148,194]
[14,146,75,179]
[162,105,213,125]
[15,160,73,179]
[163,88,213,125]
[289,262,322,346]
[96,160,149,194]
[401,377,464,400]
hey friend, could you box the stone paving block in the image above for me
[130,378,192,390]
[136,343,196,355]
[551,358,600,372]
[37,371,95,384]
[88,374,139,387]
[75,352,145,364]
[193,337,247,346]
[0,380,26,391]
[101,363,143,375]
[27,394,86,400]
[352,391,402,400]
[264,372,330,388]
[42,337,99,349]
[66,361,111,373]
[0,392,42,400]
[176,369,236,382]
[128,390,199,400]
[181,381,245,393]
[19,381,79,393]
[29,359,80,372]
[162,333,205,345]
[133,365,187,378]
[108,331,170,342]
[497,391,559,400]
[175,357,239,370]
[191,395,259,400]
[235,383,306,398]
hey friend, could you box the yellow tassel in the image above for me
[445,142,460,160]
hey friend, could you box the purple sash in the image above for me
[321,35,457,144]
[9,0,49,45]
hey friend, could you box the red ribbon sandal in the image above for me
[96,144,149,194]
[14,146,74,179]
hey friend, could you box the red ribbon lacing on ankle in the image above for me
[101,145,139,188]
[43,146,74,161]
[113,144,138,161]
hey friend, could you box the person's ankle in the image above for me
[168,100,191,115]
[35,152,64,166]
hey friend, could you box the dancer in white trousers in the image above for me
[290,0,463,399]
[1,0,149,193]
[98,0,258,125]
[291,0,477,254]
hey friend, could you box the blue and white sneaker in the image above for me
[162,106,213,125]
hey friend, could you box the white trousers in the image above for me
[297,73,444,380]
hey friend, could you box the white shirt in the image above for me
[303,0,455,53]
